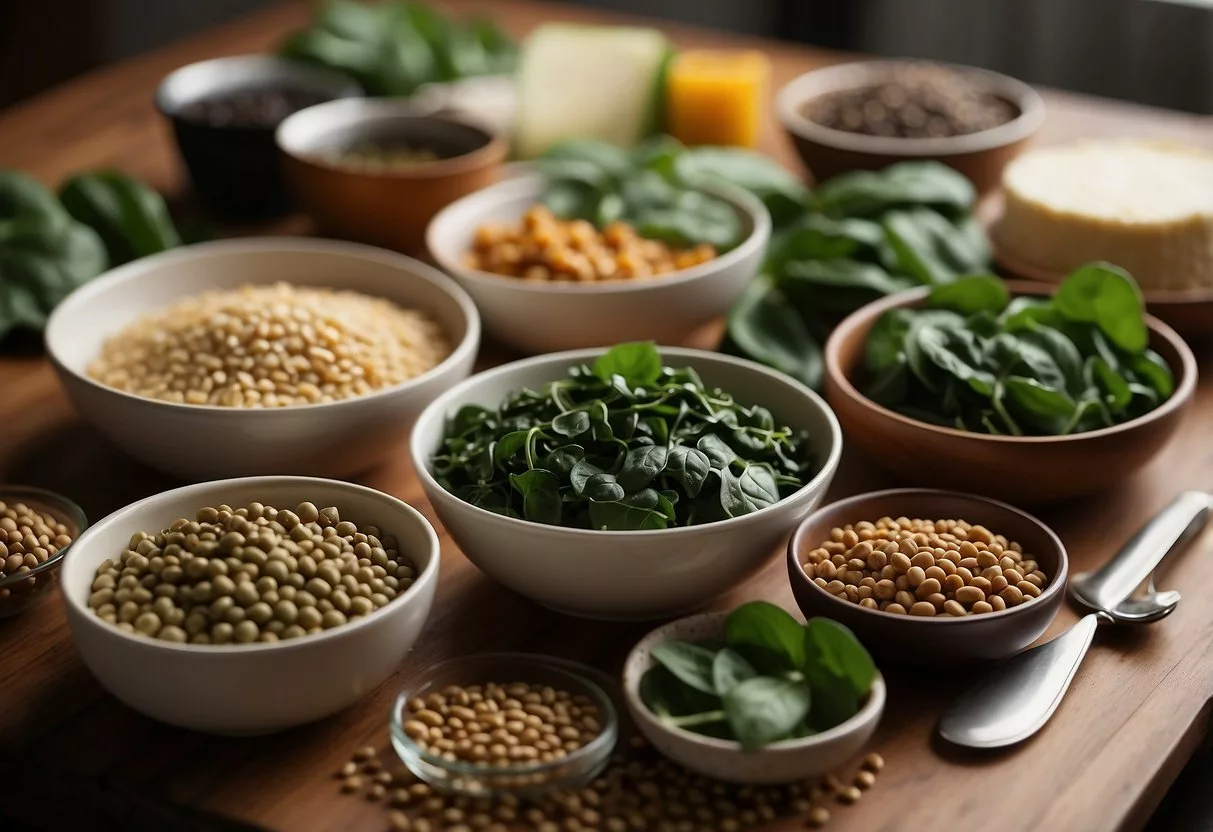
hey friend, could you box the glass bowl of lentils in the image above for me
[0,486,87,617]
[391,653,619,798]
[775,59,1045,194]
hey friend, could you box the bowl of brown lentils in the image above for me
[59,476,440,735]
[776,60,1045,194]
[0,487,87,617]
[391,653,618,798]
[786,488,1068,664]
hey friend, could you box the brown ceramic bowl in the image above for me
[776,60,1045,195]
[787,488,1068,664]
[277,99,507,253]
[824,281,1197,504]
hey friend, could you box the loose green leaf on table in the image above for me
[60,171,181,266]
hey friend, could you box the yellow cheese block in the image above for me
[997,141,1213,291]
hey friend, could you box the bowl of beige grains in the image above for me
[390,654,619,798]
[44,238,479,480]
[59,476,440,734]
[0,487,87,616]
[786,489,1068,664]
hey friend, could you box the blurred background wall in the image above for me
[2,0,1211,111]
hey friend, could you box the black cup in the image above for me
[156,55,362,221]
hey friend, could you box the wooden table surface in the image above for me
[2,3,1212,831]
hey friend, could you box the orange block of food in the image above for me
[666,50,771,148]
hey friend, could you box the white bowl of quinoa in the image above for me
[46,238,479,480]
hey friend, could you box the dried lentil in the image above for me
[464,206,717,283]
[88,283,449,407]
[803,517,1047,616]
[86,502,416,643]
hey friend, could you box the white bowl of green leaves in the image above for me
[622,602,885,784]
[409,342,842,620]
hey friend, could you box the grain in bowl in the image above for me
[463,206,717,282]
[88,282,450,407]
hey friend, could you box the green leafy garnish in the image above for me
[640,602,877,749]
[431,342,814,530]
[862,265,1174,435]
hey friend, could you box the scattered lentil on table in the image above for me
[86,501,416,643]
[463,206,717,282]
[337,735,884,831]
[802,517,1047,616]
[803,63,1018,139]
[87,283,450,407]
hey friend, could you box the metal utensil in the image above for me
[938,491,1211,749]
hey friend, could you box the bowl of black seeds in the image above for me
[156,55,362,220]
[776,60,1044,195]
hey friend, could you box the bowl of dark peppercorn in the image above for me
[777,60,1044,195]
[156,55,362,220]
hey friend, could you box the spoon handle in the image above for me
[1070,491,1210,613]
[937,614,1101,749]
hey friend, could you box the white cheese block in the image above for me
[997,141,1213,291]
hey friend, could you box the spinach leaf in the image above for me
[809,161,976,218]
[59,171,180,266]
[618,445,669,491]
[651,640,719,695]
[639,665,722,718]
[724,601,806,671]
[723,277,823,390]
[673,146,809,226]
[1053,262,1148,353]
[925,274,1009,316]
[593,341,662,387]
[508,469,562,525]
[664,446,711,498]
[712,648,757,695]
[720,464,780,517]
[723,677,812,750]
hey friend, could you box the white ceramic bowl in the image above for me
[409,347,842,620]
[61,476,440,735]
[45,238,480,480]
[426,174,771,354]
[623,611,885,783]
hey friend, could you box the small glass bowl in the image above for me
[0,486,88,617]
[391,653,619,797]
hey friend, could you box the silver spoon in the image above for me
[938,491,1210,750]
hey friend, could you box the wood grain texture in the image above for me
[1,3,1212,831]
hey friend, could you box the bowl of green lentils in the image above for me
[60,476,440,735]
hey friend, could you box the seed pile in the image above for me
[333,143,443,172]
[0,500,74,602]
[338,737,885,831]
[403,683,604,770]
[802,517,1048,616]
[463,206,717,282]
[87,501,416,643]
[804,64,1017,139]
[88,282,450,407]
[180,87,333,129]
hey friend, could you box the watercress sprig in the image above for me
[640,602,877,749]
[432,343,815,530]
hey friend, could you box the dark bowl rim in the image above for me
[154,53,363,130]
[786,487,1069,625]
[823,279,1198,445]
[276,99,508,180]
[776,59,1046,157]
[0,486,89,590]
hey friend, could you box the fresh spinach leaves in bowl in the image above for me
[640,602,877,749]
[536,136,808,252]
[864,264,1174,435]
[432,342,814,530]
[722,161,988,390]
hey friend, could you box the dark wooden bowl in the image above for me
[786,488,1068,664]
[823,281,1198,504]
[776,60,1044,195]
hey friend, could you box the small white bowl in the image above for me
[623,611,885,784]
[409,347,842,620]
[45,238,480,480]
[426,174,771,354]
[60,476,440,735]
